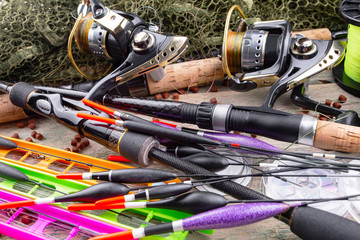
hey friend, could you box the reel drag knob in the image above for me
[132,32,154,51]
[291,37,317,59]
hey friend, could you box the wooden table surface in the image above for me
[0,72,359,239]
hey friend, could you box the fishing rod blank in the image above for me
[57,168,180,183]
[77,112,220,147]
[101,96,360,154]
[178,151,359,173]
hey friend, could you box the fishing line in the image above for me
[188,170,358,185]
[300,193,360,207]
[203,147,302,186]
[135,6,162,32]
[344,24,360,81]
[227,193,360,204]
[225,142,360,165]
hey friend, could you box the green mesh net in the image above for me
[0,0,346,85]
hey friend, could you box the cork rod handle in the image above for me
[146,57,224,95]
[292,28,332,40]
[313,120,360,153]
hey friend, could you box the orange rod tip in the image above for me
[107,156,132,162]
[77,113,116,125]
[0,200,35,209]
[57,173,84,180]
[82,98,116,115]
[152,120,178,128]
[89,230,134,240]
[95,196,125,206]
[68,203,98,211]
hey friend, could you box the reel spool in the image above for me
[222,5,292,92]
[333,0,360,97]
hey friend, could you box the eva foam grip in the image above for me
[9,82,37,109]
[118,130,159,167]
[314,120,360,153]
[148,148,269,200]
[290,206,360,240]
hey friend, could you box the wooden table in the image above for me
[0,72,359,239]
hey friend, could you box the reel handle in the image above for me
[314,120,360,153]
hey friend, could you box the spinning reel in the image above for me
[71,0,188,102]
[222,6,345,108]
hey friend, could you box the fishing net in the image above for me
[0,0,346,85]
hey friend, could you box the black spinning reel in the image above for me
[72,0,188,102]
[222,6,345,108]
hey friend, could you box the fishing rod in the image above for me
[56,166,359,190]
[155,120,360,161]
[2,82,360,239]
[102,95,360,153]
[169,151,360,173]
[162,145,360,170]
[76,112,220,148]
[68,191,360,214]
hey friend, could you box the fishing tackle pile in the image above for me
[2,77,360,239]
[2,0,360,240]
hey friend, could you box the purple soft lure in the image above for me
[182,203,289,231]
